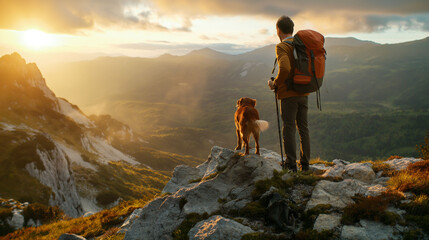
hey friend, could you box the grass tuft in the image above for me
[341,191,403,226]
[309,158,334,167]
[388,160,429,196]
[417,133,429,160]
[386,155,404,161]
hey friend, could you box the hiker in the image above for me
[268,16,310,172]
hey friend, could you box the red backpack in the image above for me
[284,30,326,110]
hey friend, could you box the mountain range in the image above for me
[42,36,429,161]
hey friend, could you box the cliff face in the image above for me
[0,53,167,219]
[121,146,424,240]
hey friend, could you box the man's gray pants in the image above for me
[280,96,310,171]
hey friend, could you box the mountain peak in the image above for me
[186,48,228,58]
[325,37,378,47]
[0,52,26,66]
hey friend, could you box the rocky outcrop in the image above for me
[124,147,282,240]
[0,53,157,219]
[25,135,83,217]
[188,215,254,240]
[119,146,423,240]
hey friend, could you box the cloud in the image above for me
[0,0,428,34]
[152,0,429,16]
[200,35,219,41]
[151,0,429,33]
[0,0,188,33]
[259,29,269,35]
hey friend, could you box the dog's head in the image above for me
[236,97,256,108]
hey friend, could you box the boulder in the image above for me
[6,209,24,230]
[366,184,387,197]
[306,179,384,210]
[340,220,399,240]
[322,164,345,179]
[58,233,87,240]
[342,162,375,184]
[322,161,376,184]
[188,215,254,240]
[313,214,341,232]
[124,196,186,240]
[385,157,423,171]
[309,164,330,175]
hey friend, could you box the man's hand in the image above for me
[268,79,275,90]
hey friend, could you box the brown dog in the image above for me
[235,97,269,155]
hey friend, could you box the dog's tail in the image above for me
[255,120,269,132]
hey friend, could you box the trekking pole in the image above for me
[271,59,285,169]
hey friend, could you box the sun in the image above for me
[21,29,57,49]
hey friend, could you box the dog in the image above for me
[235,97,269,155]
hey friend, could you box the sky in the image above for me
[0,0,428,67]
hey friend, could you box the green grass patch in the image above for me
[240,201,267,220]
[303,204,332,229]
[96,191,120,206]
[251,170,322,200]
[22,203,64,226]
[2,198,152,240]
[172,212,209,240]
[402,229,425,240]
[0,208,14,236]
[295,229,335,240]
[401,194,429,234]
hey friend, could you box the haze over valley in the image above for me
[42,36,429,161]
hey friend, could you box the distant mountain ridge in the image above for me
[41,36,429,161]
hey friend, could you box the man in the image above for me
[268,16,310,172]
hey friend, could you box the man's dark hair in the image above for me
[276,16,294,34]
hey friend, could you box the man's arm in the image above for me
[268,44,292,90]
[274,45,292,88]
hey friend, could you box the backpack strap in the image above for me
[283,36,294,45]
